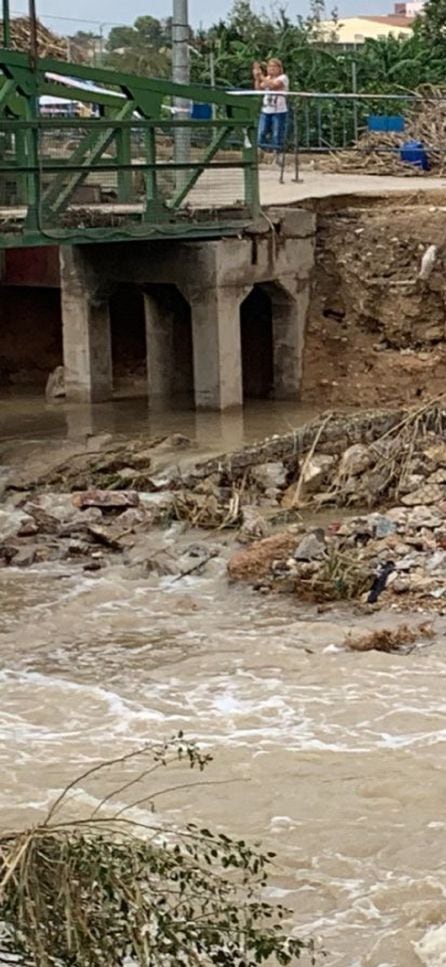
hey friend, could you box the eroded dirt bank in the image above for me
[302,199,446,407]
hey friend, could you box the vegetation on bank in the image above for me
[68,0,446,94]
[0,735,314,966]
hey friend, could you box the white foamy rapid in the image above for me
[415,925,446,966]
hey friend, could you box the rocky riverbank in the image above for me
[2,398,446,612]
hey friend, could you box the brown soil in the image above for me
[227,532,298,583]
[301,203,446,407]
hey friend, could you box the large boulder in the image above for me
[72,490,140,512]
[300,454,336,492]
[282,455,336,507]
[401,483,446,507]
[45,366,65,401]
[0,508,34,542]
[338,444,373,478]
[250,462,287,492]
[238,506,270,543]
[294,528,326,561]
[424,443,446,467]
[24,493,85,524]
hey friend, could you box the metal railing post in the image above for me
[243,119,260,216]
[293,98,301,183]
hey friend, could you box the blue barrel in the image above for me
[367,115,405,133]
[190,103,212,120]
[399,140,429,171]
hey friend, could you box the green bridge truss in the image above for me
[0,48,261,247]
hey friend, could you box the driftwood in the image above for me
[0,17,85,60]
[322,87,446,177]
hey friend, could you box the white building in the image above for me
[317,14,415,47]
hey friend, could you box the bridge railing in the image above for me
[231,89,428,182]
[286,92,415,154]
[0,49,260,247]
[0,116,258,244]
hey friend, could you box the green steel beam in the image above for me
[0,117,253,131]
[170,125,231,209]
[42,101,134,213]
[0,77,15,111]
[0,48,256,116]
[0,216,254,247]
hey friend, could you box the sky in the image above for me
[10,0,392,34]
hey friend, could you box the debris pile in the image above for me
[320,88,446,177]
[0,491,153,572]
[0,17,79,60]
[287,400,446,512]
[228,502,446,610]
[8,435,187,494]
[4,398,446,610]
[320,131,419,177]
[175,397,446,522]
[345,621,434,653]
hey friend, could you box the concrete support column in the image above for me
[60,246,112,403]
[271,278,308,400]
[186,285,248,410]
[144,291,173,400]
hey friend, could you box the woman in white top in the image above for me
[252,58,289,162]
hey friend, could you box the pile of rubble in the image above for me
[0,488,221,579]
[0,490,156,571]
[172,398,446,527]
[223,399,446,609]
[228,503,446,611]
[3,399,446,610]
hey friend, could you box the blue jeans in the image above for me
[258,111,288,151]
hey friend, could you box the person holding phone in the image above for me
[252,58,289,163]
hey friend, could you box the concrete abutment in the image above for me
[58,208,316,410]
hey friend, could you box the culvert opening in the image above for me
[240,285,273,399]
[0,286,62,388]
[110,284,147,391]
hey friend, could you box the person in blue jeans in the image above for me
[252,58,289,164]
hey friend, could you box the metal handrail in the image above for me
[227,89,436,183]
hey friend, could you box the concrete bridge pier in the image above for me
[60,246,112,403]
[268,277,309,400]
[181,283,250,410]
[59,208,316,410]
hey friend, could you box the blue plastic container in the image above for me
[367,114,405,133]
[399,139,429,171]
[190,103,212,120]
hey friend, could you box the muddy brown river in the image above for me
[1,392,446,967]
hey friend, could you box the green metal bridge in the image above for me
[0,47,260,247]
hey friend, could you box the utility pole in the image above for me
[172,0,190,189]
[209,49,216,118]
[351,59,358,143]
[28,0,38,69]
[2,0,11,47]
[99,24,105,67]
